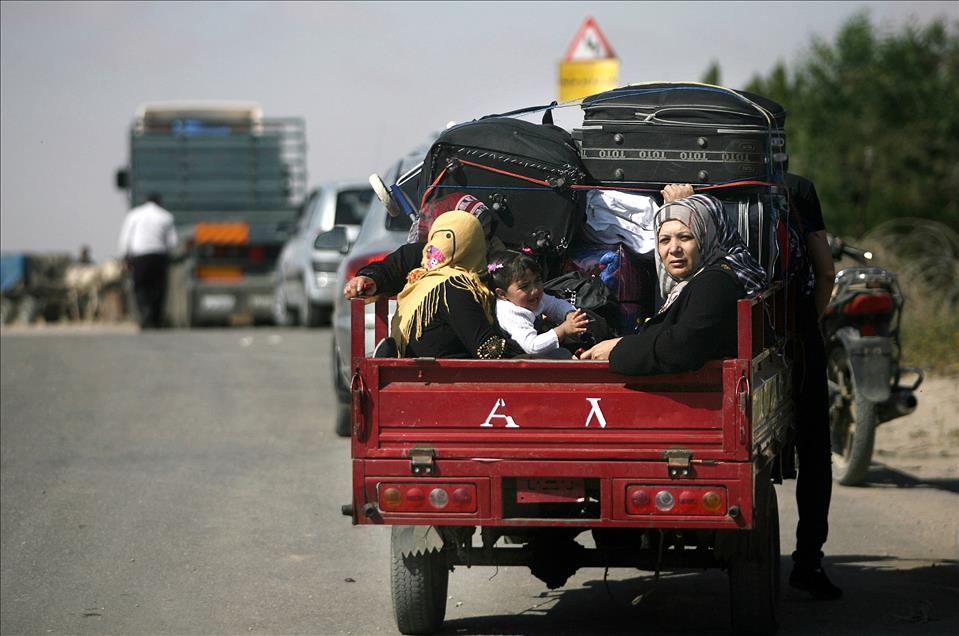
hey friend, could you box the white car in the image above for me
[273,181,372,326]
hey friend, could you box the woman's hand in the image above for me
[555,309,589,341]
[343,276,377,299]
[662,184,694,202]
[577,337,622,360]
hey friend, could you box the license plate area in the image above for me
[516,478,585,503]
[503,477,600,519]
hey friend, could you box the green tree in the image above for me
[743,13,959,237]
[700,60,722,86]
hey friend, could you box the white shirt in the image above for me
[583,189,658,254]
[496,294,576,356]
[117,201,178,257]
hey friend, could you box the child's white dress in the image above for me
[495,295,576,358]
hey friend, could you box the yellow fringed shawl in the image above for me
[391,211,494,355]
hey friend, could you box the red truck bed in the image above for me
[347,289,791,531]
[344,287,792,636]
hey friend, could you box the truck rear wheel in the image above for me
[390,526,449,635]
[728,483,780,636]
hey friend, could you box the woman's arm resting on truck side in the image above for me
[608,271,741,375]
[345,241,425,299]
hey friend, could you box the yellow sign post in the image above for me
[558,17,619,102]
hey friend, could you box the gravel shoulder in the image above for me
[872,373,959,481]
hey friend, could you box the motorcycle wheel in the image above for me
[827,348,878,486]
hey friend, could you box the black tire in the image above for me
[390,526,449,635]
[301,296,329,328]
[827,348,878,486]
[335,402,351,438]
[729,483,780,636]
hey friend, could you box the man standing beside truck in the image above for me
[118,193,177,329]
[786,173,843,600]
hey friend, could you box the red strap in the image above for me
[423,158,778,206]
[455,158,553,187]
[420,165,450,210]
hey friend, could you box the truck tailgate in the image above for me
[353,357,750,462]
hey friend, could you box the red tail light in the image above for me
[378,482,477,513]
[345,251,389,282]
[625,485,727,516]
[843,292,893,316]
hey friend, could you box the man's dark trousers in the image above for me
[130,253,169,329]
[793,301,832,564]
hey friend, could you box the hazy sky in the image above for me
[1,1,955,261]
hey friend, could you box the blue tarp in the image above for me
[1,253,26,293]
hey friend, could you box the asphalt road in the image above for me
[1,327,957,636]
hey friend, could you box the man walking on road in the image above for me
[117,193,178,329]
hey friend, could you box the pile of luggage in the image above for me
[404,82,790,337]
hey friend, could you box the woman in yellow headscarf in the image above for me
[392,211,521,359]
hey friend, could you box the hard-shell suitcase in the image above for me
[417,117,586,255]
[580,83,786,127]
[574,83,787,186]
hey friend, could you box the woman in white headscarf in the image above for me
[579,194,768,375]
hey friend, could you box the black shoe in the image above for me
[789,563,843,600]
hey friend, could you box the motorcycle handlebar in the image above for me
[827,234,872,263]
[842,243,873,262]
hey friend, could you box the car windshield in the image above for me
[334,188,374,225]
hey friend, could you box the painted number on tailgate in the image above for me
[480,397,608,429]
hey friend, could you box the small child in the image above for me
[487,251,589,359]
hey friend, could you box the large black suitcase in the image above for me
[417,117,586,255]
[574,83,787,185]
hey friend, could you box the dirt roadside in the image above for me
[872,373,959,480]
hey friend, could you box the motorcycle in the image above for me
[822,236,924,486]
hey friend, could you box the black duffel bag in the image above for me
[417,116,586,256]
[542,271,619,344]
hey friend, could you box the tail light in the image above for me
[195,265,243,281]
[345,251,389,281]
[626,485,727,516]
[378,482,477,513]
[843,292,893,315]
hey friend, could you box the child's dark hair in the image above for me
[487,250,542,292]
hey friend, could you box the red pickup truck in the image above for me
[343,285,793,635]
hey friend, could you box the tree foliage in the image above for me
[700,60,722,86]
[741,13,959,237]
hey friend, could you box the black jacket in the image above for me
[404,281,524,359]
[609,265,745,375]
[358,242,424,298]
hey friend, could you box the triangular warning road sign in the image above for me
[563,16,616,61]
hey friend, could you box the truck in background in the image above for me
[115,102,307,327]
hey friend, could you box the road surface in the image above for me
[1,327,956,635]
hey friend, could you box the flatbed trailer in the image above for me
[344,285,793,635]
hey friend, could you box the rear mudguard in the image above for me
[392,525,444,558]
[833,327,892,403]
